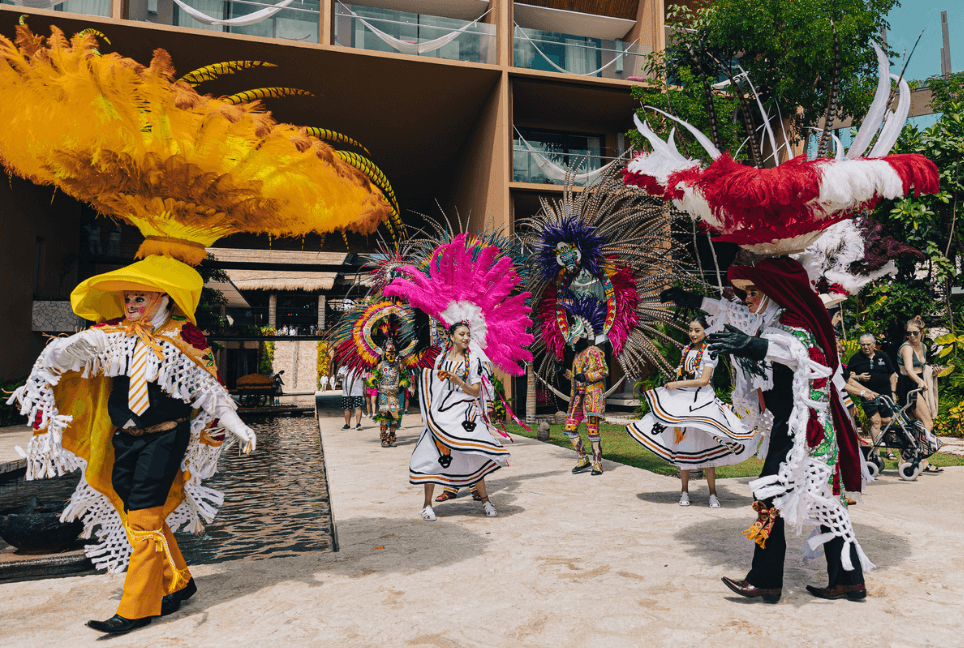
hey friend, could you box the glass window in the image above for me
[513,127,605,186]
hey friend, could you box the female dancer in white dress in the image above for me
[627,316,756,506]
[411,322,509,521]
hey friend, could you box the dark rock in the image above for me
[537,421,551,441]
[0,499,83,554]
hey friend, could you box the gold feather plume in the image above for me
[223,86,313,105]
[335,151,404,236]
[178,60,276,87]
[0,25,393,265]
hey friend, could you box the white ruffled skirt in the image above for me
[626,385,757,469]
[409,368,509,487]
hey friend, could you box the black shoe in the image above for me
[86,614,152,635]
[161,578,198,616]
[805,584,867,601]
[341,424,350,430]
[721,576,781,603]
[591,463,603,476]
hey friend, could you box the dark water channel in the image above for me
[0,415,334,564]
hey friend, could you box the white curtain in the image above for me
[10,0,109,14]
[337,2,490,56]
[565,38,589,75]
[513,26,636,77]
[172,0,293,26]
[514,128,615,184]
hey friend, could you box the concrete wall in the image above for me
[0,177,81,381]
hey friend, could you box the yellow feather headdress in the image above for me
[0,24,394,266]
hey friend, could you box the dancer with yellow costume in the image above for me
[1,22,397,635]
[11,255,256,633]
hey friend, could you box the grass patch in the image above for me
[504,422,964,478]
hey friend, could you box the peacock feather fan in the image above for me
[0,24,394,266]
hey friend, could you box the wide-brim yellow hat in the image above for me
[71,255,204,324]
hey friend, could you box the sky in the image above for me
[885,1,962,81]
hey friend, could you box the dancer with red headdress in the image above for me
[626,42,939,602]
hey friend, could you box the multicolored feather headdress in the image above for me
[522,164,696,379]
[623,43,939,256]
[328,300,420,372]
[383,233,534,376]
[0,24,399,267]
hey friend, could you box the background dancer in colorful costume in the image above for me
[521,166,694,476]
[367,338,411,447]
[558,314,609,475]
[384,234,533,521]
[627,315,756,506]
[624,42,939,602]
[8,256,256,634]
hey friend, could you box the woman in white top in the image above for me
[627,316,756,507]
[410,323,509,520]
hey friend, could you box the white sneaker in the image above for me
[679,492,690,507]
[709,495,721,508]
[483,501,498,517]
[420,505,436,522]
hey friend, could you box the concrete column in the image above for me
[268,294,277,328]
[526,364,536,425]
[111,0,124,20]
[317,295,326,331]
[320,0,333,46]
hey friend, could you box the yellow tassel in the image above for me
[742,501,778,549]
[674,427,686,444]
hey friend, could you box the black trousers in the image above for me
[111,421,192,512]
[746,425,864,589]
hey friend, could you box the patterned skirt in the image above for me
[409,368,509,488]
[626,385,758,469]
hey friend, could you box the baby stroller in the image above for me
[861,388,941,481]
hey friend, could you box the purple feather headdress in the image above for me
[536,217,606,281]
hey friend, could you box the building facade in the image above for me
[0,1,665,400]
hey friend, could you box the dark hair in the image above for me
[689,315,709,329]
[447,321,470,334]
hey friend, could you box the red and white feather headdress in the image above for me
[623,44,939,256]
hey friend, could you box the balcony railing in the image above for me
[513,145,620,187]
[334,3,496,65]
[131,0,321,43]
[1,0,110,18]
[513,26,649,80]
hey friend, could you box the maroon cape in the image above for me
[728,257,863,493]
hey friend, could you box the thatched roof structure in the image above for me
[207,248,346,292]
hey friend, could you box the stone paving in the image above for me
[1,413,962,647]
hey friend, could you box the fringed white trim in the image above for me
[746,326,873,573]
[7,329,231,572]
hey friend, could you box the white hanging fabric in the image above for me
[10,0,67,9]
[514,25,637,77]
[513,127,615,184]
[337,2,491,56]
[171,0,295,27]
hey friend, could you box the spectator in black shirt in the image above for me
[845,334,898,442]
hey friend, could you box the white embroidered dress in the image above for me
[409,347,509,487]
[628,345,756,469]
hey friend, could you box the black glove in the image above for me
[659,287,703,310]
[707,324,769,361]
[574,373,587,384]
[554,361,567,378]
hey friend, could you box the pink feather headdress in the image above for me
[383,233,534,376]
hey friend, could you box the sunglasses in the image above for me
[907,331,920,336]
